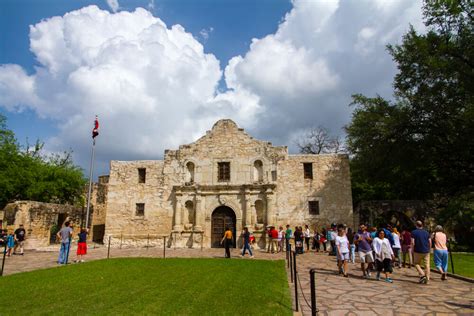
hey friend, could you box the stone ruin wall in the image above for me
[2,201,83,249]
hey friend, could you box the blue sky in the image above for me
[1,0,291,146]
[0,0,424,177]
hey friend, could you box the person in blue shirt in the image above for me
[411,220,431,284]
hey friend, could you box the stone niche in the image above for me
[2,201,84,249]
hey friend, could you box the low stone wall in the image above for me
[2,201,83,249]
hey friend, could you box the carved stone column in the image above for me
[194,195,203,231]
[173,197,183,231]
[245,190,251,228]
[266,190,274,226]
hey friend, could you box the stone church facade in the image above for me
[103,119,354,249]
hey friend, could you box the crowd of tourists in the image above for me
[230,220,450,284]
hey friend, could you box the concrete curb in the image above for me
[431,268,474,283]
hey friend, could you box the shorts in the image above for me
[359,251,374,263]
[77,242,87,255]
[339,252,350,261]
[376,258,393,273]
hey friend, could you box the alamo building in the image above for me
[2,119,354,249]
[103,119,354,249]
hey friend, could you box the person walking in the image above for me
[57,221,73,264]
[320,228,327,252]
[240,227,254,258]
[6,230,15,257]
[355,224,374,278]
[270,226,278,253]
[335,227,350,277]
[347,228,356,264]
[432,225,449,280]
[392,227,402,268]
[373,229,394,283]
[13,224,26,255]
[313,230,321,252]
[329,224,337,256]
[294,227,304,254]
[285,225,292,251]
[304,225,311,253]
[401,228,413,268]
[75,228,88,263]
[412,220,431,284]
[221,226,233,258]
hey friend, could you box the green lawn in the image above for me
[0,258,292,315]
[430,252,474,278]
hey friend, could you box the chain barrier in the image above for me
[296,272,312,309]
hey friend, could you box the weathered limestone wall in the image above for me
[276,154,355,229]
[2,201,83,249]
[104,160,172,247]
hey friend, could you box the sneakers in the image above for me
[384,278,393,283]
[419,276,427,284]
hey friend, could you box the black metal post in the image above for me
[120,233,123,249]
[286,244,290,268]
[163,236,166,259]
[293,251,298,312]
[448,241,454,274]
[201,232,203,251]
[107,236,111,259]
[310,269,318,316]
[289,246,294,283]
[1,242,7,276]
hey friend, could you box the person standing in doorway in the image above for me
[240,227,254,258]
[57,221,73,264]
[13,224,26,255]
[221,226,233,259]
[411,220,431,284]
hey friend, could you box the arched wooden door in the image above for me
[211,206,236,248]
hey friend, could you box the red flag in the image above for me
[92,116,99,139]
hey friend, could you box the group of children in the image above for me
[0,224,26,256]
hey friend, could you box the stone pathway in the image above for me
[289,251,474,315]
[1,246,473,315]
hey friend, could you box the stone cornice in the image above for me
[173,183,276,195]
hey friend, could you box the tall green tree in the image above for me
[0,114,86,208]
[346,0,473,246]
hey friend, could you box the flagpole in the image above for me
[85,138,96,229]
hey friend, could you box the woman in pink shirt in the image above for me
[432,225,449,280]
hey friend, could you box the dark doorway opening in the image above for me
[211,206,236,248]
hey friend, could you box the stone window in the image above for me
[253,160,263,182]
[218,162,230,182]
[186,162,195,183]
[303,163,313,179]
[271,170,277,181]
[138,168,146,183]
[185,200,194,225]
[308,201,319,215]
[136,203,145,216]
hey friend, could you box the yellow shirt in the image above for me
[224,230,233,239]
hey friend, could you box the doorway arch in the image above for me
[211,206,236,248]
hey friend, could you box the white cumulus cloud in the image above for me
[106,0,119,12]
[0,1,425,175]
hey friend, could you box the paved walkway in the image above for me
[2,246,473,315]
[290,251,474,315]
